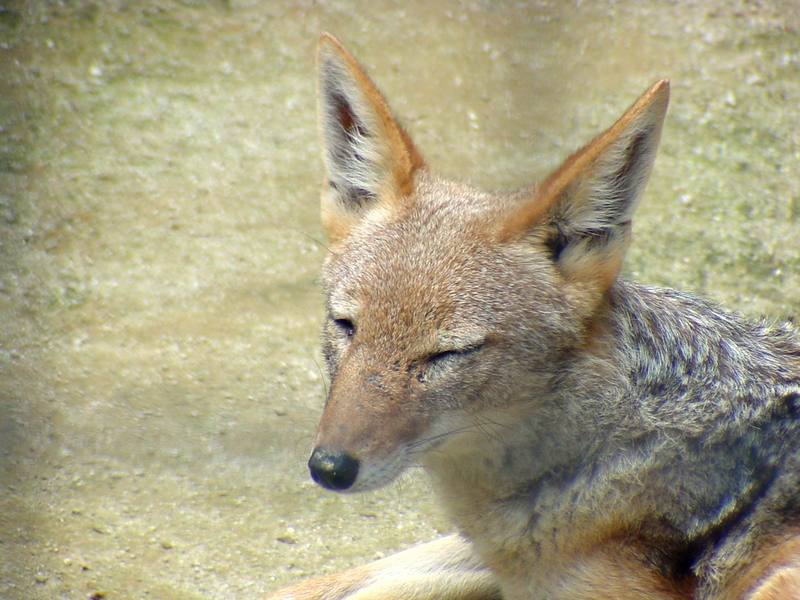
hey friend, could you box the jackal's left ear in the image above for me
[503,80,669,290]
[317,34,424,244]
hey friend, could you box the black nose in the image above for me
[308,447,360,491]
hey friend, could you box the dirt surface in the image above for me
[1,1,799,598]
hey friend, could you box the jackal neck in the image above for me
[423,279,800,578]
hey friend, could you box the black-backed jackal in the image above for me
[268,34,800,599]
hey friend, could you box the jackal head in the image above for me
[308,33,669,493]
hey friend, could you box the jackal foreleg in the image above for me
[265,533,500,600]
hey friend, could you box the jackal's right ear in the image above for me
[317,33,424,244]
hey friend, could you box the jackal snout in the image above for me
[311,351,432,491]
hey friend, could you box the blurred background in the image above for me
[1,1,799,598]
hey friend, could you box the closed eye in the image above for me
[416,343,485,384]
[426,342,484,367]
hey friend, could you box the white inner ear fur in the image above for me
[558,120,659,238]
[319,54,389,202]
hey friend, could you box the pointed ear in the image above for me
[317,33,424,243]
[502,80,670,290]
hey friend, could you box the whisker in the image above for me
[476,414,514,432]
[407,426,470,449]
[280,224,336,257]
[311,356,329,398]
[406,423,482,454]
[472,414,505,444]
[471,415,492,440]
[298,230,334,256]
[406,413,515,459]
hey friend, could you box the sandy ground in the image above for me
[1,1,799,598]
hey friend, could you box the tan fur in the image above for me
[267,35,800,600]
[747,568,800,600]
[720,531,800,599]
[545,540,693,600]
[320,185,360,245]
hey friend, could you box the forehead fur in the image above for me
[323,172,549,342]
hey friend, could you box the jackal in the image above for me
[267,34,800,599]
